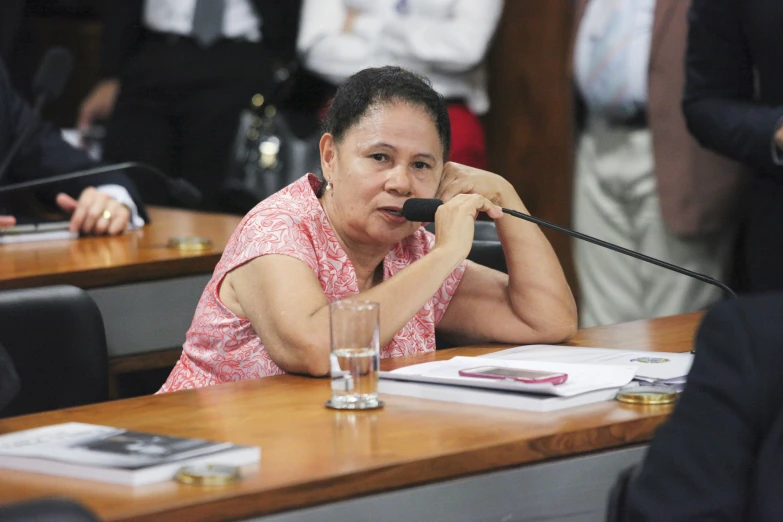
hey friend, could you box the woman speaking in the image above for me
[160,66,576,392]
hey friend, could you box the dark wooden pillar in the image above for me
[485,0,577,292]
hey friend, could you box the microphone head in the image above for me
[167,178,203,207]
[402,198,443,222]
[32,46,73,102]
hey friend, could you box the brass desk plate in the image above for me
[167,236,213,251]
[175,464,240,486]
[616,386,678,405]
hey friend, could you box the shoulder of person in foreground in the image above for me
[624,294,783,521]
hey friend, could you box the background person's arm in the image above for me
[683,0,783,178]
[78,0,143,130]
[0,59,147,229]
[373,0,503,73]
[297,0,376,85]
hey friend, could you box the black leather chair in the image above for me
[0,285,109,418]
[468,220,507,274]
[0,498,101,521]
[606,464,639,522]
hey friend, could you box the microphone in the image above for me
[402,198,737,299]
[0,161,202,207]
[0,47,74,184]
[32,46,73,104]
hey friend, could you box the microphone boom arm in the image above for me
[501,207,737,298]
[0,162,152,194]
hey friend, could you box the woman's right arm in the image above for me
[220,197,499,377]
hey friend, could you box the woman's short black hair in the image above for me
[323,66,451,161]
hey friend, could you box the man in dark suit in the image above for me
[619,293,783,520]
[0,58,147,235]
[684,0,783,293]
[77,0,302,213]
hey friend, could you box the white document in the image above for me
[484,345,693,381]
[379,356,636,397]
[0,228,77,244]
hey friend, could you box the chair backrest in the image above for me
[425,220,507,274]
[606,464,640,522]
[0,498,101,521]
[0,285,108,418]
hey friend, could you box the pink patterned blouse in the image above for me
[159,174,467,393]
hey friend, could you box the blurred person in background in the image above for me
[684,0,783,294]
[297,0,503,170]
[77,0,302,212]
[572,0,745,327]
[0,56,146,235]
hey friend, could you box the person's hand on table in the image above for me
[57,187,131,236]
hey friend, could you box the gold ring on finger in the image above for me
[101,209,112,221]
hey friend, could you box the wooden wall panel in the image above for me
[485,0,577,291]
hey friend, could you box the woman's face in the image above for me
[320,102,444,249]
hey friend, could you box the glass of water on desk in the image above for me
[326,300,383,410]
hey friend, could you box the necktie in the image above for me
[192,0,226,47]
[582,0,638,121]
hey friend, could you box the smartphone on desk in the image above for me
[458,366,568,385]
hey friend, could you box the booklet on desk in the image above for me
[378,356,636,412]
[483,345,694,382]
[0,422,260,486]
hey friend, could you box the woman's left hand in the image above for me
[436,162,513,208]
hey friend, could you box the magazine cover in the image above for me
[0,423,239,470]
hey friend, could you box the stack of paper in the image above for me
[484,345,692,389]
[378,356,636,412]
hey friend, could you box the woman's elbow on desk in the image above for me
[266,336,332,377]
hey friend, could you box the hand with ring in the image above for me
[56,187,131,236]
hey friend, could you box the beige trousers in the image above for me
[573,117,734,327]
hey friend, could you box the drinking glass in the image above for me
[326,300,383,410]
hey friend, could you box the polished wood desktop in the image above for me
[0,207,240,291]
[0,312,701,522]
[0,207,242,373]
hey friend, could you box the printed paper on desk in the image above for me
[484,345,693,381]
[380,356,636,397]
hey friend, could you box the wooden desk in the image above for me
[0,312,701,522]
[0,207,241,363]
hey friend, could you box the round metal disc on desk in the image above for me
[616,386,678,405]
[325,399,385,410]
[167,236,213,251]
[175,464,240,486]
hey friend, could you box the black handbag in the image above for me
[222,64,322,214]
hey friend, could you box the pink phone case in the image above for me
[458,367,568,385]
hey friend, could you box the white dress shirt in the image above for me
[297,0,504,115]
[574,0,656,114]
[143,0,261,42]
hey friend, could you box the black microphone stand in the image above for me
[0,96,45,184]
[501,207,736,298]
